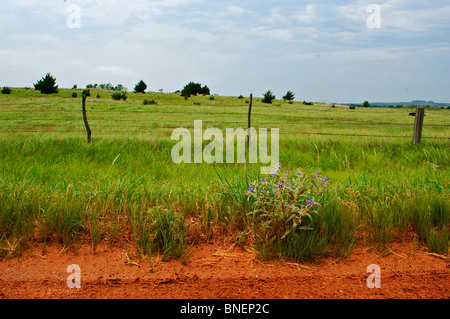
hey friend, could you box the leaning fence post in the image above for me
[247,93,253,147]
[413,106,425,145]
[82,93,92,143]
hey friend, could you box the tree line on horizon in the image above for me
[13,72,300,104]
[6,72,447,108]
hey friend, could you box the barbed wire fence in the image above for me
[0,104,449,140]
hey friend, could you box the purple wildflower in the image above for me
[306,199,316,206]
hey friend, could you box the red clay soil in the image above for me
[0,240,448,299]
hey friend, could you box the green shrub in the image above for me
[134,80,147,94]
[238,95,244,99]
[282,91,295,101]
[303,101,313,105]
[262,90,275,104]
[71,92,78,98]
[112,92,127,101]
[1,87,12,94]
[33,73,58,94]
[244,165,328,260]
[143,99,157,105]
[349,105,356,110]
[209,96,215,101]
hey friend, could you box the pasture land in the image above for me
[0,88,449,260]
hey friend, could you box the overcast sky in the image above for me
[1,0,449,103]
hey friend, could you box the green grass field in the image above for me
[0,88,449,260]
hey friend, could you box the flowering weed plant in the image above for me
[244,164,329,257]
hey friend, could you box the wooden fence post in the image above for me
[82,93,92,143]
[413,106,425,145]
[247,93,253,147]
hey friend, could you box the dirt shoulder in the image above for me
[0,241,448,299]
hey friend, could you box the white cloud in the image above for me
[250,27,295,42]
[93,65,135,76]
[9,0,201,26]
[228,6,244,15]
[293,4,316,24]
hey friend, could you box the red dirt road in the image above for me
[0,241,448,299]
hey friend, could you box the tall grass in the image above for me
[0,89,448,260]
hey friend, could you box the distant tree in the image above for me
[363,101,371,108]
[181,82,210,98]
[201,85,210,95]
[72,84,77,89]
[114,84,124,92]
[1,87,12,94]
[262,90,275,104]
[34,73,58,94]
[134,80,148,94]
[282,91,295,101]
[86,84,94,89]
